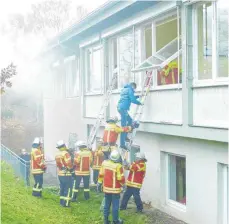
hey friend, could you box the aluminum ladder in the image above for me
[87,73,118,149]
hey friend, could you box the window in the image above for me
[144,27,152,59]
[168,155,186,205]
[85,45,103,93]
[44,69,54,98]
[217,0,229,77]
[197,3,213,80]
[218,163,228,224]
[53,63,65,99]
[156,15,182,85]
[194,0,229,80]
[110,30,142,90]
[66,57,79,97]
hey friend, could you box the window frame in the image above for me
[65,56,80,98]
[107,8,184,93]
[85,44,104,94]
[217,163,229,224]
[165,153,187,212]
[192,1,229,85]
[109,28,144,92]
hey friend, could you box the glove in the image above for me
[43,167,47,172]
[97,182,102,193]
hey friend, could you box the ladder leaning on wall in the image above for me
[87,37,181,157]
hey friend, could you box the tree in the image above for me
[1,63,17,94]
[7,0,88,40]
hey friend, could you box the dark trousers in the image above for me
[120,186,143,211]
[118,109,133,147]
[72,175,90,200]
[93,169,99,184]
[103,151,111,160]
[59,175,72,207]
[32,174,43,197]
[104,193,120,222]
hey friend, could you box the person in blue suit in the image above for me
[117,82,141,149]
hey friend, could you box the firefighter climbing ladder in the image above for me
[125,70,154,152]
[87,73,118,149]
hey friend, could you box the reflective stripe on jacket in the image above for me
[103,123,131,145]
[31,147,46,174]
[126,160,146,189]
[74,149,92,176]
[98,160,125,194]
[55,150,73,176]
[92,147,104,170]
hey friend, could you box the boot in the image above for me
[113,219,123,224]
[104,217,111,224]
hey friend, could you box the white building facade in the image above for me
[41,1,229,223]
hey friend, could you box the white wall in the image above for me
[85,95,104,118]
[43,98,87,160]
[108,89,182,124]
[193,86,229,128]
[134,132,228,224]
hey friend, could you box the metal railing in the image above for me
[1,144,59,188]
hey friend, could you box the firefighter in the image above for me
[71,141,93,202]
[92,138,104,184]
[55,140,73,207]
[120,152,147,213]
[102,116,137,158]
[31,137,46,197]
[117,82,141,149]
[97,150,125,224]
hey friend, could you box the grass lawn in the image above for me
[1,162,148,224]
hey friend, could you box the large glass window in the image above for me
[66,58,79,97]
[53,64,65,99]
[217,0,229,77]
[85,45,103,92]
[197,3,213,80]
[144,27,152,59]
[156,15,182,86]
[118,32,134,88]
[110,30,142,90]
[195,0,229,80]
[168,155,186,205]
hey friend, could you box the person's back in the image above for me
[117,83,140,111]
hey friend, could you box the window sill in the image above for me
[65,96,80,99]
[167,199,186,212]
[140,120,182,126]
[151,84,182,91]
[112,84,182,95]
[190,124,228,130]
[193,79,229,88]
[84,92,104,96]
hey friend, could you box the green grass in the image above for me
[1,162,148,224]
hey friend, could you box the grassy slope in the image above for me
[1,162,148,224]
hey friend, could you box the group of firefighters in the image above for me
[30,82,147,224]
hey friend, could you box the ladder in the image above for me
[125,70,154,151]
[87,73,118,149]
